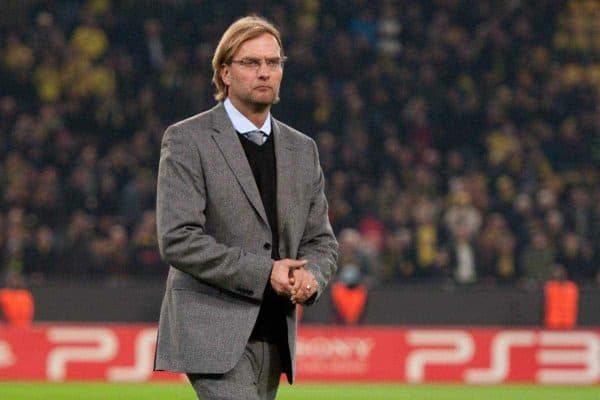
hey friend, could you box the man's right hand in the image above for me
[270,259,307,297]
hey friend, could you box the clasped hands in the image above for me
[270,259,318,304]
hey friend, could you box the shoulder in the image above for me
[162,105,221,144]
[273,118,317,150]
[166,107,217,136]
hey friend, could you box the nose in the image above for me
[257,62,271,79]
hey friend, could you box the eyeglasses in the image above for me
[229,57,286,71]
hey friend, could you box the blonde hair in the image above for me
[212,15,284,101]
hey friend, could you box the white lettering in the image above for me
[46,327,118,381]
[0,340,15,368]
[405,330,474,383]
[536,332,600,384]
[107,328,157,382]
[296,336,375,360]
[465,331,536,384]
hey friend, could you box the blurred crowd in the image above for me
[2,0,600,287]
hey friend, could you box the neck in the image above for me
[229,97,270,127]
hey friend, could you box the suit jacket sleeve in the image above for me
[297,139,339,305]
[156,125,273,302]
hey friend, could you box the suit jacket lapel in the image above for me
[210,103,269,227]
[273,119,294,242]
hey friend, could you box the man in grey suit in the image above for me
[154,15,338,400]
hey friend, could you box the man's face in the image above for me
[220,33,283,112]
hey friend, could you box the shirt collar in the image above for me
[223,98,271,136]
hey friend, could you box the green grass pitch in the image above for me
[1,383,598,399]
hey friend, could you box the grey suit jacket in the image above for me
[153,102,338,383]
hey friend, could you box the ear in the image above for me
[220,65,232,86]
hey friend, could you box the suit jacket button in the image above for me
[263,243,271,250]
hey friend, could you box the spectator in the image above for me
[23,225,58,281]
[331,264,368,325]
[443,189,482,240]
[558,232,596,283]
[60,211,96,277]
[131,210,163,278]
[0,271,34,326]
[0,1,599,288]
[2,209,29,279]
[544,264,578,329]
[447,222,478,284]
[382,228,416,280]
[337,228,373,279]
[487,231,518,284]
[520,230,557,284]
[412,198,444,279]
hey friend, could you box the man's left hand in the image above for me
[289,267,318,304]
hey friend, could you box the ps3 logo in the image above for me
[405,330,600,384]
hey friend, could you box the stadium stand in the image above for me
[1,0,600,297]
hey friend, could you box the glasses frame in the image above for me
[228,56,287,71]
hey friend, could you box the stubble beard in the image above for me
[247,88,280,112]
